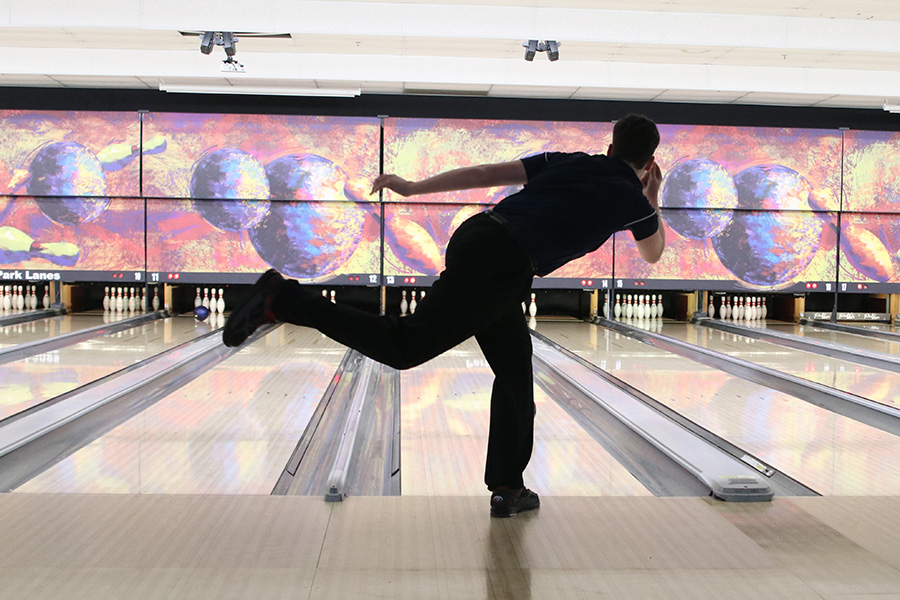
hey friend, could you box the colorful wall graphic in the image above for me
[843,130,900,214]
[0,111,143,278]
[0,110,898,291]
[382,118,614,205]
[647,125,842,289]
[143,113,381,282]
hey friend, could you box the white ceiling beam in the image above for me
[1,46,898,100]
[2,2,899,54]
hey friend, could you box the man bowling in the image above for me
[224,113,665,517]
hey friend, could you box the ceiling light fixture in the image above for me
[159,83,362,97]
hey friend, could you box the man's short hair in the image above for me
[610,114,659,169]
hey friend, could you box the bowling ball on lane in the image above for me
[194,305,210,321]
[249,201,367,280]
[28,141,110,225]
[190,148,271,231]
[659,158,737,240]
[266,153,353,200]
[712,165,822,288]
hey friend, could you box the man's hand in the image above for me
[371,174,415,197]
[641,160,662,209]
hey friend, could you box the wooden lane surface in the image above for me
[667,322,900,408]
[538,321,900,496]
[15,326,346,495]
[764,320,900,355]
[0,313,133,349]
[3,493,900,598]
[400,338,652,498]
[0,315,209,420]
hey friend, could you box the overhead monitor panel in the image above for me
[141,113,380,201]
[843,130,900,214]
[657,124,842,219]
[1,196,144,283]
[382,118,613,204]
[146,198,382,285]
[614,208,838,292]
[836,211,900,292]
[0,110,140,201]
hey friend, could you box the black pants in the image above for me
[271,212,537,490]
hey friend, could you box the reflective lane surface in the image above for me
[15,326,346,495]
[0,312,135,349]
[0,314,211,420]
[663,322,900,409]
[538,321,900,496]
[761,321,900,356]
[400,338,652,497]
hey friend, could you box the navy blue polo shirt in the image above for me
[491,152,659,277]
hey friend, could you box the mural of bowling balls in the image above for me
[28,141,110,225]
[190,148,270,231]
[249,201,367,280]
[712,165,822,288]
[266,153,352,200]
[659,158,737,240]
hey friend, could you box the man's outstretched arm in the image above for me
[370,160,527,197]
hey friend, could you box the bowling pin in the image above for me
[195,288,202,308]
[0,287,6,311]
[330,290,337,304]
[420,290,426,302]
[152,288,160,311]
[103,286,110,311]
[128,288,136,312]
[529,293,537,317]
[707,297,714,318]
[202,288,211,310]
[656,295,663,319]
[322,289,328,298]
[41,285,49,309]
[400,290,408,316]
[115,287,123,312]
[217,288,225,314]
[602,293,609,319]
[3,286,11,311]
[762,297,768,319]
[30,285,37,309]
[409,291,417,314]
[16,285,25,310]
[637,295,645,319]
[625,295,634,319]
[614,295,621,318]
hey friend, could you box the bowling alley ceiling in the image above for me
[0,0,899,109]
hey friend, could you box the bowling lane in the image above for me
[538,321,900,495]
[662,322,900,408]
[0,314,210,421]
[761,321,900,356]
[15,326,347,495]
[400,338,652,497]
[0,312,134,349]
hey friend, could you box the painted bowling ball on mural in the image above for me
[266,153,353,200]
[190,148,271,232]
[28,141,110,225]
[712,165,822,288]
[659,158,737,240]
[249,201,367,280]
